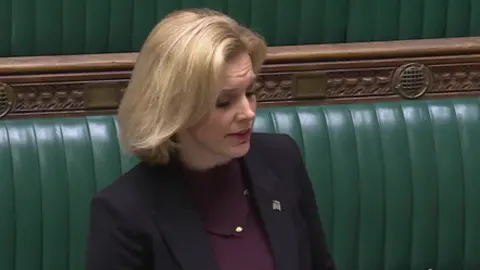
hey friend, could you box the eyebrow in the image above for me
[221,76,257,92]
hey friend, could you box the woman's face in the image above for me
[177,52,257,169]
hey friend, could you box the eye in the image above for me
[215,100,231,108]
[245,83,257,98]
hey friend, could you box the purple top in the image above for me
[183,159,275,270]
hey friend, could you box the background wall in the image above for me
[0,0,479,57]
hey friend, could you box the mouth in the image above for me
[228,128,252,141]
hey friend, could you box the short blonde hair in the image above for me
[117,8,267,164]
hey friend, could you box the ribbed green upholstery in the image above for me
[1,97,480,270]
[1,0,479,57]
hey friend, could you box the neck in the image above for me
[177,150,231,172]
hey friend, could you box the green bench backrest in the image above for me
[1,97,480,270]
[1,0,479,57]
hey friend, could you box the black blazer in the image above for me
[84,133,336,270]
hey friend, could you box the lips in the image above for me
[231,128,251,135]
[228,128,252,141]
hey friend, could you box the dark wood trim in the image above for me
[1,36,479,119]
[1,37,480,74]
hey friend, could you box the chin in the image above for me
[228,141,251,158]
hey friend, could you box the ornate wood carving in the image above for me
[325,70,392,97]
[14,84,85,112]
[0,82,14,118]
[430,67,480,93]
[1,37,480,119]
[255,74,293,101]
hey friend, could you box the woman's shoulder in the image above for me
[91,162,164,218]
[250,132,301,159]
[249,132,304,176]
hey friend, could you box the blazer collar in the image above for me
[243,146,300,270]
[150,148,299,270]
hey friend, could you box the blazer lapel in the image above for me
[148,163,220,270]
[242,151,300,270]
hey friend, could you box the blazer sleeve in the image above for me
[84,196,147,270]
[288,137,337,270]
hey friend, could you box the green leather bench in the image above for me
[1,0,480,57]
[1,97,480,270]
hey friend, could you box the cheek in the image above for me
[189,113,228,141]
[250,99,257,112]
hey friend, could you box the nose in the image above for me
[237,96,255,121]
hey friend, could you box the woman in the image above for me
[85,8,336,270]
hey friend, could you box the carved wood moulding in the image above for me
[1,37,480,119]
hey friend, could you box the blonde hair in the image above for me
[117,8,267,164]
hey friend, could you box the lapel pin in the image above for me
[272,200,282,211]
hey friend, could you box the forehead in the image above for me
[225,53,253,77]
[223,53,255,88]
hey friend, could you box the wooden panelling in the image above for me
[1,37,480,119]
